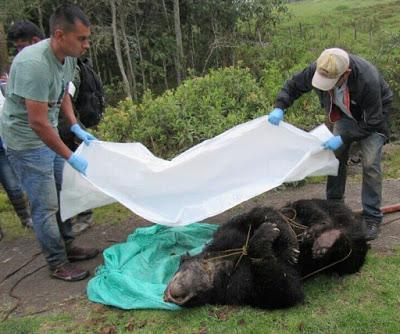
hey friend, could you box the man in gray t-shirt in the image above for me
[1,5,99,281]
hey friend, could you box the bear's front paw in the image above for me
[300,224,330,244]
[288,247,300,264]
[248,223,280,258]
[312,229,342,259]
[257,222,280,242]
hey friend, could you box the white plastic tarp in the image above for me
[60,116,338,226]
[0,89,5,111]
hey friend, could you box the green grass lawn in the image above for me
[1,249,399,334]
[287,0,396,23]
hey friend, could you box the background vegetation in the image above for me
[1,1,399,159]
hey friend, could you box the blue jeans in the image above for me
[7,146,74,270]
[0,138,25,200]
[326,117,385,223]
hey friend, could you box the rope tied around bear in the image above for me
[278,207,308,238]
[300,243,353,280]
[203,224,252,272]
[278,207,355,279]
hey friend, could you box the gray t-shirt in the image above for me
[1,39,76,150]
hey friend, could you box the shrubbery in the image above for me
[96,67,272,158]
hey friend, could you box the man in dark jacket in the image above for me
[268,48,393,241]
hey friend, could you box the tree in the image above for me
[110,0,132,100]
[173,0,185,84]
[0,24,8,73]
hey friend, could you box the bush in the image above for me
[97,67,269,158]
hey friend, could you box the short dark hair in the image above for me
[49,4,90,36]
[7,20,45,42]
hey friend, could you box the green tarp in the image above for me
[87,223,218,310]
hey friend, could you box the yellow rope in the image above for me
[202,209,355,283]
[204,224,252,271]
[300,242,353,280]
[233,224,252,271]
[278,208,308,233]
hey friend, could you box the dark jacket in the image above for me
[275,54,393,143]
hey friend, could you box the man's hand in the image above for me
[68,153,88,175]
[322,135,343,151]
[268,108,284,126]
[70,124,97,146]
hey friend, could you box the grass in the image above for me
[1,249,399,333]
[287,0,396,23]
[0,199,131,242]
[275,0,400,73]
[284,0,400,38]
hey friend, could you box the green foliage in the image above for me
[95,98,139,142]
[0,317,41,334]
[97,67,269,158]
[335,5,350,11]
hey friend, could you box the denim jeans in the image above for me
[7,146,74,270]
[326,117,385,223]
[0,138,25,200]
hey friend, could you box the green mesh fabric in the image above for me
[87,223,218,310]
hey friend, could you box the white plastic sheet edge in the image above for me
[61,116,338,226]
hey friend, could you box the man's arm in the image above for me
[60,88,97,146]
[274,62,316,110]
[60,89,78,127]
[26,99,73,159]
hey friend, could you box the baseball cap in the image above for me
[312,48,350,91]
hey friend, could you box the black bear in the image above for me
[164,206,304,309]
[164,199,370,309]
[281,199,369,278]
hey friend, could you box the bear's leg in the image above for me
[285,200,333,244]
[274,220,300,265]
[331,239,369,275]
[247,222,280,259]
[250,259,304,309]
[312,228,343,258]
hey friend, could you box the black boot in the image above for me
[365,220,380,241]
[9,193,33,228]
[0,225,4,241]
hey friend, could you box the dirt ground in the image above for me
[0,178,400,318]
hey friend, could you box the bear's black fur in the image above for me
[164,199,369,309]
[164,206,304,309]
[282,199,369,278]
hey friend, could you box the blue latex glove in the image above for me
[268,108,284,126]
[322,135,343,150]
[67,153,88,175]
[70,124,97,146]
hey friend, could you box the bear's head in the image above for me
[164,253,235,307]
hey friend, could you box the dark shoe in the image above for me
[72,222,90,235]
[21,218,34,228]
[67,246,99,262]
[72,211,93,235]
[51,263,89,281]
[365,220,380,241]
[0,226,3,241]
